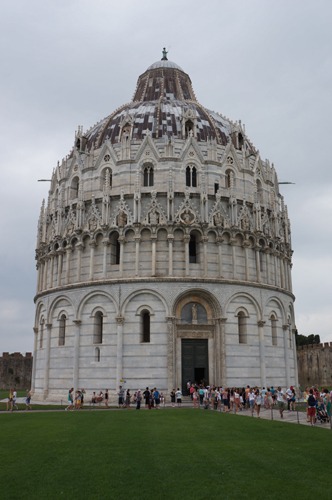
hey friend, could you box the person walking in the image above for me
[12,389,18,411]
[25,390,32,411]
[6,388,13,411]
[276,387,286,418]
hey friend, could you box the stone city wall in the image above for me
[0,352,32,390]
[297,342,332,388]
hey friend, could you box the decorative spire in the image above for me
[161,47,168,61]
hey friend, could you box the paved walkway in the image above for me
[1,398,331,429]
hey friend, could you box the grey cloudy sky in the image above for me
[1,0,331,353]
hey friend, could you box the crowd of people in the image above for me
[4,383,330,425]
[62,383,330,423]
[5,388,31,411]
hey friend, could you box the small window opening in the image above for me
[59,314,66,346]
[238,311,247,344]
[93,311,103,344]
[141,310,150,343]
[189,234,197,263]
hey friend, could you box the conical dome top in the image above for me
[133,49,196,102]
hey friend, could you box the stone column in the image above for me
[151,234,157,276]
[219,318,227,385]
[266,250,271,284]
[230,238,237,280]
[119,237,125,276]
[283,324,290,387]
[274,253,278,287]
[255,247,261,282]
[89,242,96,281]
[102,239,109,279]
[73,320,81,392]
[167,235,174,276]
[243,241,250,281]
[116,316,124,388]
[280,257,285,289]
[76,243,83,283]
[49,253,55,288]
[292,328,299,386]
[134,235,140,276]
[43,323,52,400]
[184,235,190,276]
[31,327,38,393]
[166,317,176,393]
[258,320,266,388]
[288,263,293,293]
[217,237,223,277]
[65,247,72,285]
[43,258,48,290]
[57,250,63,286]
[37,262,42,293]
[202,236,208,276]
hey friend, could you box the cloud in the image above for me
[0,0,332,353]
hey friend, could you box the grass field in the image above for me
[0,409,331,499]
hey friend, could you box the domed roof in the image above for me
[82,50,237,151]
[146,59,184,71]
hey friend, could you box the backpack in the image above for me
[308,395,316,407]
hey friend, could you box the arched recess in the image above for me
[142,162,154,187]
[109,231,120,265]
[47,296,75,326]
[185,164,197,187]
[58,311,68,346]
[77,290,118,321]
[70,176,80,200]
[172,289,222,392]
[135,305,155,343]
[225,292,262,348]
[173,289,220,322]
[189,229,202,264]
[100,167,113,191]
[235,307,249,344]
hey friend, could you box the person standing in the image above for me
[104,389,109,408]
[143,387,150,408]
[153,388,160,409]
[125,389,131,408]
[249,389,255,416]
[136,389,142,410]
[175,388,182,407]
[307,389,317,426]
[65,388,74,411]
[118,386,125,408]
[255,389,262,418]
[170,389,176,407]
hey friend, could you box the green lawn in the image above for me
[0,409,331,499]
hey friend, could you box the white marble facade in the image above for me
[32,53,298,400]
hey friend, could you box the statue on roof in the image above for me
[161,47,168,61]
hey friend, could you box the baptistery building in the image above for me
[32,50,298,400]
